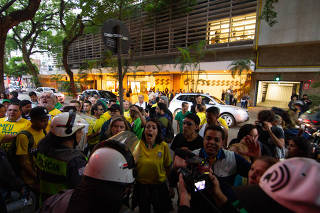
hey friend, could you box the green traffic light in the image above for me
[275,77,280,81]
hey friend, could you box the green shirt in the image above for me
[55,102,63,110]
[175,111,191,134]
[132,117,144,139]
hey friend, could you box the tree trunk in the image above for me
[22,45,41,87]
[62,42,77,98]
[0,30,8,93]
[0,0,41,92]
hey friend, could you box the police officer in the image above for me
[40,133,136,213]
[36,111,88,202]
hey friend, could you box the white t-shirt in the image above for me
[135,102,147,109]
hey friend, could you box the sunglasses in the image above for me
[183,121,193,126]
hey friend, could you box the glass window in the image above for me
[177,95,187,101]
[201,96,211,104]
[207,13,256,44]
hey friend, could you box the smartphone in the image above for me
[194,180,206,191]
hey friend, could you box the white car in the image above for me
[35,87,65,103]
[168,93,249,127]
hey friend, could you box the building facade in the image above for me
[252,0,320,108]
[40,0,257,99]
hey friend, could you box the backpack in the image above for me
[7,131,35,177]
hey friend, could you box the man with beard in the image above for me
[39,92,62,132]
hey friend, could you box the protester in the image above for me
[175,102,191,134]
[136,95,147,109]
[36,112,88,202]
[123,100,132,123]
[2,99,10,110]
[0,103,31,152]
[256,110,285,157]
[9,91,20,104]
[190,95,202,114]
[69,100,81,112]
[301,94,312,112]
[199,106,229,146]
[288,94,298,111]
[0,92,7,103]
[195,103,206,129]
[155,102,173,143]
[29,91,38,108]
[20,100,32,120]
[99,104,122,140]
[100,116,130,140]
[15,107,49,191]
[0,104,6,118]
[178,158,320,213]
[87,103,108,149]
[286,136,312,158]
[174,125,256,212]
[82,100,92,115]
[171,113,203,151]
[248,156,278,185]
[134,118,173,213]
[129,105,145,139]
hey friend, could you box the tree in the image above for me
[0,0,41,92]
[9,1,59,87]
[175,40,207,92]
[228,59,253,94]
[261,0,279,27]
[5,56,31,85]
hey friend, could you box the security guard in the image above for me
[36,111,88,202]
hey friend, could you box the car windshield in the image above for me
[99,91,116,99]
[210,96,224,105]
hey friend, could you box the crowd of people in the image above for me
[0,89,319,213]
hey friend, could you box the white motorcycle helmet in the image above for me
[84,146,135,184]
[50,111,87,137]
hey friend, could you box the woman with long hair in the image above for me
[103,116,131,139]
[134,118,173,213]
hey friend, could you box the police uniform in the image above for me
[36,140,87,202]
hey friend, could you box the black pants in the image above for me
[134,182,171,213]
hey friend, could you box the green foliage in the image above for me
[143,0,196,15]
[261,0,279,27]
[5,56,30,78]
[175,40,206,91]
[228,59,252,78]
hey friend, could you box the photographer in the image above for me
[178,157,320,213]
[256,110,285,157]
[174,125,258,212]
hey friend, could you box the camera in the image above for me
[175,148,212,193]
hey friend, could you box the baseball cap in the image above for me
[234,158,320,213]
[109,104,120,112]
[29,106,49,119]
[2,99,10,104]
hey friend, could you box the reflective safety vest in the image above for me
[35,149,87,203]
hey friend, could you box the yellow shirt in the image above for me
[218,117,229,130]
[88,115,109,145]
[136,141,172,184]
[197,112,207,126]
[46,108,62,133]
[124,111,132,123]
[102,111,111,121]
[16,127,46,185]
[0,117,31,151]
